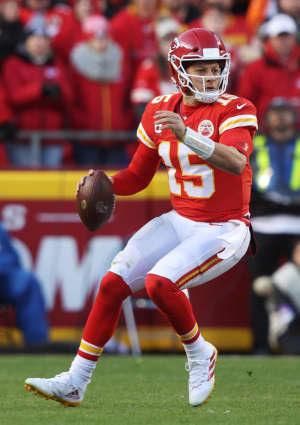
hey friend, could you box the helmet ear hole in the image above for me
[182,61,194,71]
[218,60,226,72]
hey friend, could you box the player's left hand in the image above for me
[154,110,186,140]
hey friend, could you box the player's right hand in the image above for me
[154,110,186,140]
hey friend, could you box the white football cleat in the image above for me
[24,372,88,407]
[186,342,218,407]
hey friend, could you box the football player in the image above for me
[24,28,257,407]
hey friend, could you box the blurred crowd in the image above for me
[0,0,299,168]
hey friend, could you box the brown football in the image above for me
[76,170,115,232]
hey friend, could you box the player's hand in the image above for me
[76,169,95,196]
[154,110,186,140]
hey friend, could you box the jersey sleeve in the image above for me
[219,127,253,157]
[113,143,161,195]
[218,97,258,136]
[113,99,162,195]
[217,97,257,157]
[136,100,157,150]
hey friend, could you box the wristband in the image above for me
[181,127,215,160]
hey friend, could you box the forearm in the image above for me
[206,143,247,174]
[154,111,248,174]
[112,168,152,195]
[182,127,247,175]
[112,143,161,195]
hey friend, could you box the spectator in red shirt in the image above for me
[20,0,72,48]
[131,17,179,121]
[2,16,73,167]
[190,0,253,50]
[0,80,16,166]
[69,14,132,165]
[52,0,98,61]
[237,13,300,127]
[110,0,158,74]
[110,0,159,116]
[20,0,97,62]
[189,3,247,92]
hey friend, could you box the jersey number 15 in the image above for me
[159,141,215,199]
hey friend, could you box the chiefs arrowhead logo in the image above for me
[198,120,214,137]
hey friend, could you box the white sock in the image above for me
[69,355,97,386]
[183,334,211,361]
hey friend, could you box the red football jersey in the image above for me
[137,92,257,222]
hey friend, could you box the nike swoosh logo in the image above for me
[237,103,247,110]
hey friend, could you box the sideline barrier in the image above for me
[16,130,136,167]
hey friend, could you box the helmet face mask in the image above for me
[168,29,231,103]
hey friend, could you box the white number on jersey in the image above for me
[151,94,174,104]
[216,94,238,106]
[159,141,215,199]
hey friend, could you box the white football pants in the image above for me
[110,210,250,293]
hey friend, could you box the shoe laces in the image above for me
[185,358,210,387]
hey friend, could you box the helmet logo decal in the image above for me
[198,120,214,137]
[169,37,181,53]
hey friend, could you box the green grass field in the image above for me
[1,354,300,425]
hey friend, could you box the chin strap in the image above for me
[181,127,215,160]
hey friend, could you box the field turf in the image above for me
[1,354,300,425]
